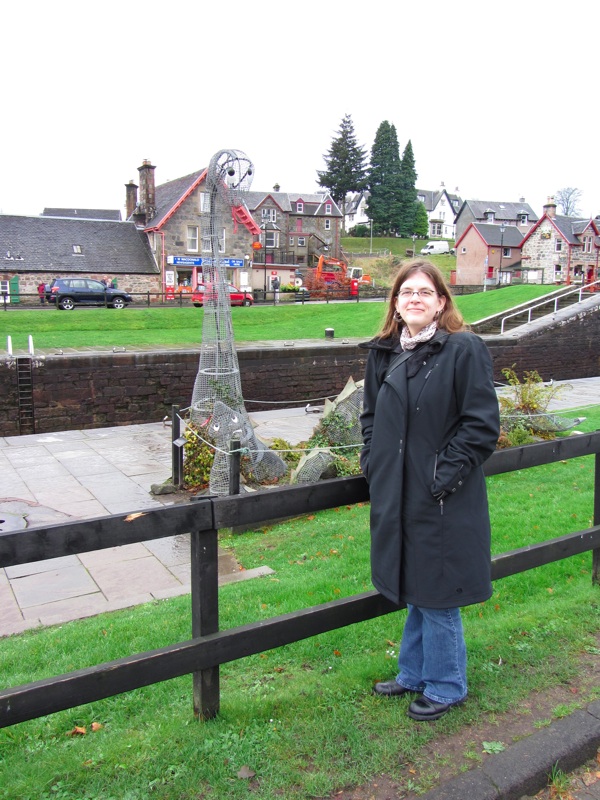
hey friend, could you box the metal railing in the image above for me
[500,281,600,334]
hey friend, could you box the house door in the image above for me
[9,275,20,303]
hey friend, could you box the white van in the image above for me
[420,241,451,255]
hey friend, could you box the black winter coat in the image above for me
[359,330,500,608]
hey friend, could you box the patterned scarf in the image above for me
[400,320,439,350]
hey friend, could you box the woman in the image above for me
[360,260,500,721]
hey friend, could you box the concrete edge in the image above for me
[417,700,600,800]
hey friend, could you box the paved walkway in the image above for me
[0,407,324,638]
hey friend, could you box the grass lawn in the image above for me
[1,284,559,351]
[1,410,599,799]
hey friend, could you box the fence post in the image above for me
[229,437,242,495]
[171,405,185,489]
[191,524,220,719]
[593,452,600,586]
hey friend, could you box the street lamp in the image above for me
[367,218,373,255]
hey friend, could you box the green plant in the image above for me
[183,422,215,489]
[482,741,506,754]
[547,761,572,797]
[497,367,573,448]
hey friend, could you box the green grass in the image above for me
[1,284,560,351]
[1,410,599,799]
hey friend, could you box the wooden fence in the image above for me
[1,433,599,728]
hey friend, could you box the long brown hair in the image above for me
[377,259,467,339]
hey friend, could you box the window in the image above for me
[187,226,199,252]
[502,247,511,258]
[289,236,294,246]
[263,230,279,248]
[72,245,83,254]
[0,279,9,297]
[555,239,562,252]
[485,211,495,223]
[583,235,593,253]
[432,223,442,236]
[262,208,277,222]
[325,203,332,214]
[200,193,211,213]
[519,214,528,225]
[325,219,331,230]
[202,228,225,253]
[296,202,304,213]
[298,237,306,247]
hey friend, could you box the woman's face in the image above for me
[395,271,446,337]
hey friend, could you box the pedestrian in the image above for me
[360,259,500,721]
[37,282,46,304]
[272,276,280,304]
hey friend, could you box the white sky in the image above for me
[1,0,598,220]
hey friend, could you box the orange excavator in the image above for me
[302,256,372,294]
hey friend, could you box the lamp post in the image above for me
[368,218,373,255]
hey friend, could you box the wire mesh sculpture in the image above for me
[190,149,287,495]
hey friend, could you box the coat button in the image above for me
[458,480,463,486]
[451,488,456,493]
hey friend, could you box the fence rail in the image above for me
[1,432,599,727]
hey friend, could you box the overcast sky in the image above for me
[1,1,597,221]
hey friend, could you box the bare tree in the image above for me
[554,187,582,216]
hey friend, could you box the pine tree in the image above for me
[413,200,429,237]
[366,121,402,235]
[398,140,418,237]
[317,114,367,229]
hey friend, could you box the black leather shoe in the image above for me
[407,695,465,721]
[372,680,416,697]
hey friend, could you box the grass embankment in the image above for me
[1,408,599,799]
[1,284,559,351]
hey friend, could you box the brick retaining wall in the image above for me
[1,303,598,437]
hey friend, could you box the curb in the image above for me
[418,700,600,800]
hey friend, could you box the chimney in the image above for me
[125,180,138,220]
[137,159,156,223]
[544,196,557,219]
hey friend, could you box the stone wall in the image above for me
[1,302,598,437]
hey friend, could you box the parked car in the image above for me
[47,278,133,310]
[191,283,253,307]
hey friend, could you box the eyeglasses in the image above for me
[397,288,437,299]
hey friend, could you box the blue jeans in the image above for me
[395,604,467,704]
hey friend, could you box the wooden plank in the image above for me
[484,432,600,476]
[491,526,600,580]
[0,501,214,568]
[0,591,398,728]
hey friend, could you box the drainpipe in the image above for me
[566,246,572,286]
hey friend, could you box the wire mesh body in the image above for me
[190,150,286,494]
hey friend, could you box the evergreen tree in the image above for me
[413,200,429,237]
[366,121,402,235]
[317,114,367,229]
[398,139,418,237]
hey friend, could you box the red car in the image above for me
[191,283,253,307]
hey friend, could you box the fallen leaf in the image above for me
[67,726,86,736]
[333,650,342,657]
[237,765,256,779]
[91,722,103,732]
[125,512,146,522]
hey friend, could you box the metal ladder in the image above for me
[16,356,35,435]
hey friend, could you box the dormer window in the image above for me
[519,214,528,225]
[262,208,277,222]
[297,202,304,213]
[72,245,83,254]
[325,204,332,214]
[484,210,495,223]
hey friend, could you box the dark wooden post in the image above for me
[593,451,600,586]
[191,526,220,719]
[229,437,242,495]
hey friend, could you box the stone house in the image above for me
[520,198,600,285]
[128,160,343,294]
[0,210,160,305]
[454,222,525,285]
[454,198,538,241]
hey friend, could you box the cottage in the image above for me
[520,198,600,285]
[454,222,524,286]
[454,198,537,242]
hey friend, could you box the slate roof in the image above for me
[456,199,538,223]
[551,215,598,244]
[42,208,122,221]
[0,215,159,275]
[246,191,342,217]
[469,222,525,247]
[416,188,462,214]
